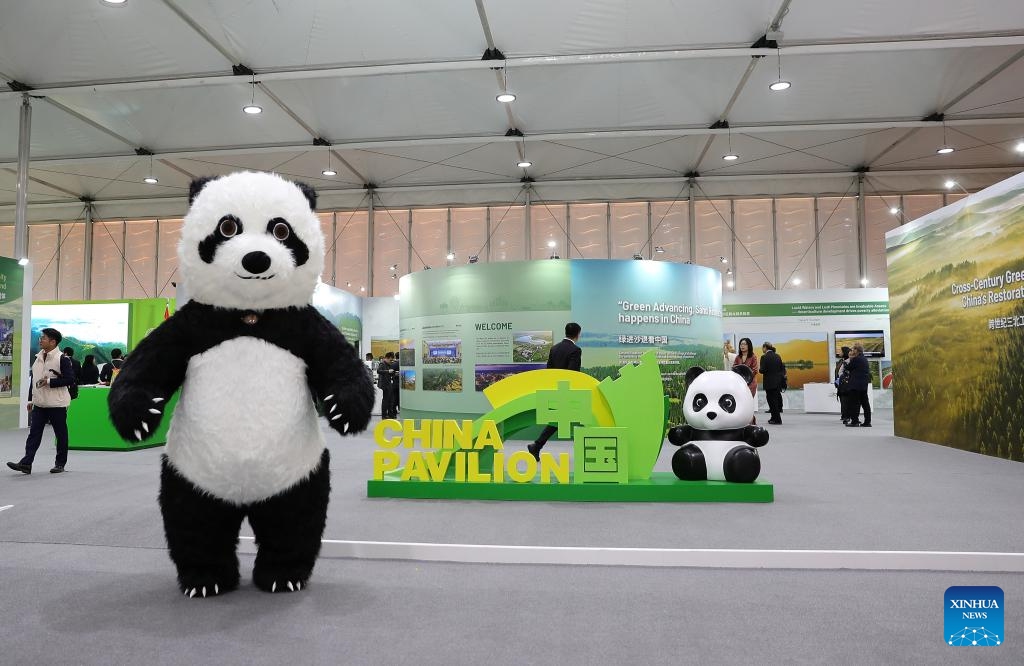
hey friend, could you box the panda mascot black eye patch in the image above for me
[267,217,309,267]
[107,171,374,599]
[198,215,243,264]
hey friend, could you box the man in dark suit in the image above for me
[759,341,787,424]
[527,322,582,460]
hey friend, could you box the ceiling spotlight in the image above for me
[446,252,455,261]
[517,160,532,168]
[101,0,128,5]
[719,256,729,264]
[1016,141,1024,154]
[346,281,352,287]
[322,168,337,176]
[769,49,791,92]
[468,255,479,264]
[860,278,869,286]
[726,279,735,288]
[143,176,159,184]
[18,257,29,266]
[423,265,432,270]
[936,145,954,155]
[388,264,398,270]
[547,240,557,248]
[360,286,366,292]
[726,268,733,275]
[390,273,397,280]
[497,92,516,103]
[654,246,665,253]
[243,73,262,114]
[944,179,957,190]
[889,207,900,215]
[792,277,802,285]
[632,253,644,260]
[722,153,739,161]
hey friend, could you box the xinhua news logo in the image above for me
[945,586,1003,646]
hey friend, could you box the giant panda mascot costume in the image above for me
[667,365,768,483]
[109,171,374,598]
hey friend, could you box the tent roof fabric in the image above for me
[1,0,1023,221]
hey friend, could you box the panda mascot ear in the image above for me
[188,177,218,206]
[294,181,318,211]
[731,364,754,385]
[684,366,705,384]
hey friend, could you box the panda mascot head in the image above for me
[667,365,768,483]
[179,171,324,310]
[682,365,756,430]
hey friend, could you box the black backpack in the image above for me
[61,356,79,400]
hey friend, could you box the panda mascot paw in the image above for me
[667,365,769,483]
[109,171,374,597]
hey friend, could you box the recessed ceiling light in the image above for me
[496,92,516,103]
[517,160,532,168]
[769,80,791,91]
[321,168,337,176]
[143,176,159,184]
[722,153,739,161]
[889,207,900,215]
[936,145,954,155]
[242,104,263,115]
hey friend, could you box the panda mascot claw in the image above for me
[109,171,374,598]
[667,365,768,483]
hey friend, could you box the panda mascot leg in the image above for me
[248,449,331,592]
[671,444,708,481]
[160,456,245,597]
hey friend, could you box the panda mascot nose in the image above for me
[707,412,717,420]
[242,251,272,274]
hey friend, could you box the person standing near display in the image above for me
[377,351,398,419]
[843,344,872,427]
[99,348,124,384]
[6,328,76,474]
[732,337,759,425]
[759,341,787,425]
[527,322,583,460]
[62,347,82,384]
[722,340,737,370]
[835,346,852,423]
[80,354,100,385]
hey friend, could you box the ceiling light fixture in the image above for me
[547,240,557,248]
[719,256,729,264]
[143,155,158,184]
[549,253,560,260]
[722,125,738,161]
[726,279,735,288]
[388,264,398,271]
[517,160,532,168]
[360,286,366,292]
[446,252,455,261]
[792,277,801,285]
[860,278,869,286]
[18,257,29,266]
[944,179,957,190]
[936,121,953,154]
[242,73,262,115]
[468,255,479,264]
[889,207,900,215]
[1015,141,1024,154]
[654,246,665,253]
[769,48,791,91]
[632,253,644,260]
[101,0,127,5]
[322,148,337,177]
[496,67,516,103]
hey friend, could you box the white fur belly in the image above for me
[691,439,751,482]
[167,337,325,504]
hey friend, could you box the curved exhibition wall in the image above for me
[398,259,723,423]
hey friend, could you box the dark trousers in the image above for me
[533,424,558,450]
[21,406,69,467]
[381,385,397,418]
[842,390,871,425]
[766,389,783,421]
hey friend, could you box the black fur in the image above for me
[198,215,243,264]
[294,181,317,210]
[684,366,705,384]
[189,176,218,205]
[159,450,330,595]
[266,218,309,267]
[723,446,760,483]
[671,444,707,481]
[731,364,754,385]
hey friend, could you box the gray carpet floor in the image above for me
[2,408,1023,663]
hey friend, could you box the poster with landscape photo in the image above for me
[757,332,830,389]
[511,330,552,363]
[0,318,14,361]
[30,303,129,365]
[886,171,1024,461]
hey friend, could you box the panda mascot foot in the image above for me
[671,444,708,481]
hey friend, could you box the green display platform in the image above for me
[367,472,773,503]
[67,386,178,451]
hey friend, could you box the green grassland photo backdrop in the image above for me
[887,175,1024,461]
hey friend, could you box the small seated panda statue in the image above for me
[109,171,374,598]
[667,365,768,483]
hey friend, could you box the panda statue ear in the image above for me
[684,366,705,384]
[731,364,754,385]
[188,177,218,206]
[294,182,318,211]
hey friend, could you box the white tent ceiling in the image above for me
[1,0,1023,222]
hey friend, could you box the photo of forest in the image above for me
[887,175,1024,461]
[401,369,416,391]
[399,338,416,367]
[423,367,462,392]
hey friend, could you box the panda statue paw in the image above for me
[322,389,372,436]
[109,390,167,442]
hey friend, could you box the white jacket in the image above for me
[30,349,72,408]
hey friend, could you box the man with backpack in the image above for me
[99,348,125,385]
[6,328,76,474]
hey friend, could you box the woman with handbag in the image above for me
[733,337,760,424]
